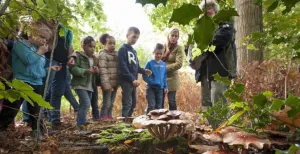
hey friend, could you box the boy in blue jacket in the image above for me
[143,43,168,113]
[118,27,152,117]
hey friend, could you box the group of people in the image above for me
[0,0,236,139]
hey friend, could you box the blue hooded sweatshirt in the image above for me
[118,44,145,83]
[142,60,168,90]
[12,40,47,85]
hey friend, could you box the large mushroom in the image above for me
[143,120,168,140]
[132,115,150,129]
[147,109,169,120]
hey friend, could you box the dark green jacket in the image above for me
[69,51,98,87]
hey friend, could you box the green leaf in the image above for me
[169,4,202,25]
[224,89,242,102]
[136,0,167,7]
[267,0,279,12]
[253,93,267,107]
[212,73,231,85]
[193,15,216,50]
[263,91,273,99]
[0,82,5,90]
[288,144,300,154]
[272,37,286,44]
[31,12,40,20]
[23,91,53,109]
[229,102,245,109]
[0,91,5,99]
[6,89,21,103]
[187,34,194,46]
[228,110,247,125]
[213,8,239,24]
[247,44,258,51]
[233,84,245,94]
[208,45,216,52]
[270,99,284,111]
[285,95,300,109]
[59,28,65,37]
[11,79,34,91]
[20,92,34,106]
[281,0,300,14]
[293,37,300,50]
[36,0,45,7]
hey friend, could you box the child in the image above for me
[69,36,99,127]
[143,43,168,113]
[118,27,152,117]
[98,34,118,120]
[0,21,60,138]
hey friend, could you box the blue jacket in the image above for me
[12,40,47,85]
[142,60,168,89]
[118,44,145,83]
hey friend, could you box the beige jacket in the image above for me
[98,49,118,91]
[165,45,185,91]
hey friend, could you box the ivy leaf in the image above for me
[23,91,53,109]
[229,102,245,109]
[270,99,284,111]
[267,0,279,12]
[224,89,242,102]
[228,109,247,125]
[213,8,239,24]
[193,15,216,50]
[263,91,273,99]
[11,79,34,91]
[285,94,300,109]
[212,73,231,85]
[169,4,202,25]
[253,93,267,107]
[233,84,245,94]
[0,82,5,90]
[0,91,5,99]
[135,0,167,7]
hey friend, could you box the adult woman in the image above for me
[162,27,184,110]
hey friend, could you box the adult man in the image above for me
[198,0,237,129]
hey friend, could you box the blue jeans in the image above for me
[121,82,136,117]
[22,101,31,124]
[75,89,92,126]
[64,71,79,112]
[91,85,99,119]
[100,89,117,117]
[146,86,163,114]
[46,61,67,124]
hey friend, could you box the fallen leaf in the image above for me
[166,148,174,153]
[124,140,132,144]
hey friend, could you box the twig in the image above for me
[37,21,59,142]
[284,49,294,99]
[155,148,172,154]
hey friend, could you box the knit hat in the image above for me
[199,0,220,13]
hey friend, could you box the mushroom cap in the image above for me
[148,109,169,116]
[219,126,241,135]
[168,119,190,125]
[222,131,271,149]
[202,132,223,142]
[132,115,150,129]
[157,114,170,121]
[144,120,167,127]
[166,110,184,119]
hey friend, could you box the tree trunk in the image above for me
[234,0,263,66]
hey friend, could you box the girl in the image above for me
[69,36,99,127]
[162,27,184,110]
[98,34,118,120]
